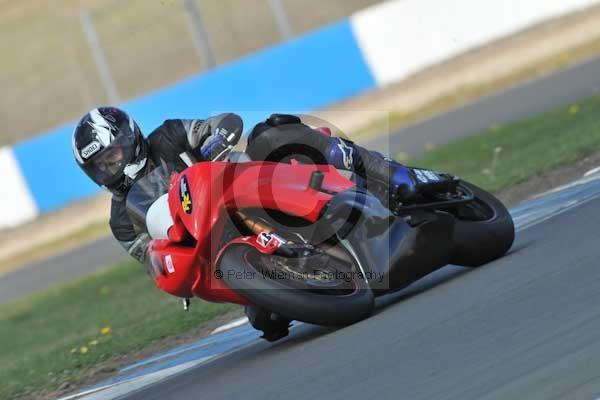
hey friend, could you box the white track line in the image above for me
[211,317,249,335]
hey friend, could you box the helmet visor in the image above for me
[81,132,137,187]
[93,146,126,178]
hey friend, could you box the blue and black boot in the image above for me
[326,137,417,199]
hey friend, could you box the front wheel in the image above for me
[448,182,515,267]
[216,243,374,326]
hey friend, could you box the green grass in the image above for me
[409,97,600,193]
[0,260,236,400]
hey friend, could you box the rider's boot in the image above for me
[325,137,416,199]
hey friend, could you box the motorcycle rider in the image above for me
[72,107,410,340]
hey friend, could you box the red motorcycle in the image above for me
[126,149,514,337]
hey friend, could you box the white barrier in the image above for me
[0,147,38,227]
[351,0,600,86]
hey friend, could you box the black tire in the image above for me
[217,244,374,326]
[450,181,515,267]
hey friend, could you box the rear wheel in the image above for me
[448,181,515,267]
[217,242,374,326]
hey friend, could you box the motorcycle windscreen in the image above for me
[126,162,175,234]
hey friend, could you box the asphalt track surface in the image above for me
[0,237,124,303]
[121,196,600,400]
[2,55,600,304]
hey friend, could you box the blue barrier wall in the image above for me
[13,19,375,213]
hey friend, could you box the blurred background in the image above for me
[3,1,600,399]
[1,0,379,146]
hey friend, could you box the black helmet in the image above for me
[72,107,148,194]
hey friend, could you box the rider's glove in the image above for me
[199,127,241,161]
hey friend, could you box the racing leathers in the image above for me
[109,113,243,263]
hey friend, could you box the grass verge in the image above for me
[3,93,600,400]
[408,95,600,193]
[0,260,236,400]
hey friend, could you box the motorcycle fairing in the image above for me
[319,189,455,293]
[150,161,354,305]
[167,161,355,261]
